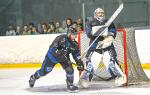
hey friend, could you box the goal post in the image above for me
[77,27,150,86]
[117,26,128,85]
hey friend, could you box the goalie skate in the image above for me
[78,78,90,89]
[78,69,91,88]
[115,74,127,86]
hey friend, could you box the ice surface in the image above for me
[0,68,150,95]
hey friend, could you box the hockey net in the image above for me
[78,27,150,85]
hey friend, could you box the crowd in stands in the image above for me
[5,18,83,36]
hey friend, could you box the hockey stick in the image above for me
[81,0,123,59]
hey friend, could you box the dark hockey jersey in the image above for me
[49,34,81,63]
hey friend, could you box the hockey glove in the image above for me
[77,62,84,71]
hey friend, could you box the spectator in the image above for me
[66,18,73,29]
[47,22,56,34]
[22,25,29,35]
[31,26,38,35]
[27,23,38,35]
[37,22,48,34]
[6,24,16,36]
[59,20,67,33]
[41,23,48,34]
[76,18,83,31]
[72,22,78,30]
[16,26,21,35]
[55,21,63,33]
[37,23,42,34]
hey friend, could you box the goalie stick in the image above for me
[81,0,123,59]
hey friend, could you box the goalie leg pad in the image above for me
[79,61,93,88]
[108,57,126,86]
[108,60,119,78]
[107,47,124,77]
[81,61,93,80]
[108,57,125,77]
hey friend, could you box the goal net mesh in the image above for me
[78,27,149,85]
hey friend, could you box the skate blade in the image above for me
[68,89,79,93]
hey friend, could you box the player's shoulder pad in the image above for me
[57,34,67,39]
[49,34,67,48]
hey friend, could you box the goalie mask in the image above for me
[67,27,77,41]
[94,8,105,22]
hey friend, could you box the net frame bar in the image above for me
[117,27,128,86]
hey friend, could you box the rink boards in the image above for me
[0,29,150,69]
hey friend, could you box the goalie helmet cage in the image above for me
[78,27,150,86]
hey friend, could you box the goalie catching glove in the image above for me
[97,35,114,49]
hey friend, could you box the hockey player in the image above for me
[29,27,84,92]
[79,8,126,88]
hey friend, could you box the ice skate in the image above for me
[78,62,93,89]
[66,79,78,93]
[78,78,90,89]
[67,84,78,93]
[115,74,127,86]
[29,75,36,88]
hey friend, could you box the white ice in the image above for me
[0,68,150,95]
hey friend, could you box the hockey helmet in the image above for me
[94,8,104,16]
[94,8,104,13]
[67,27,77,35]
